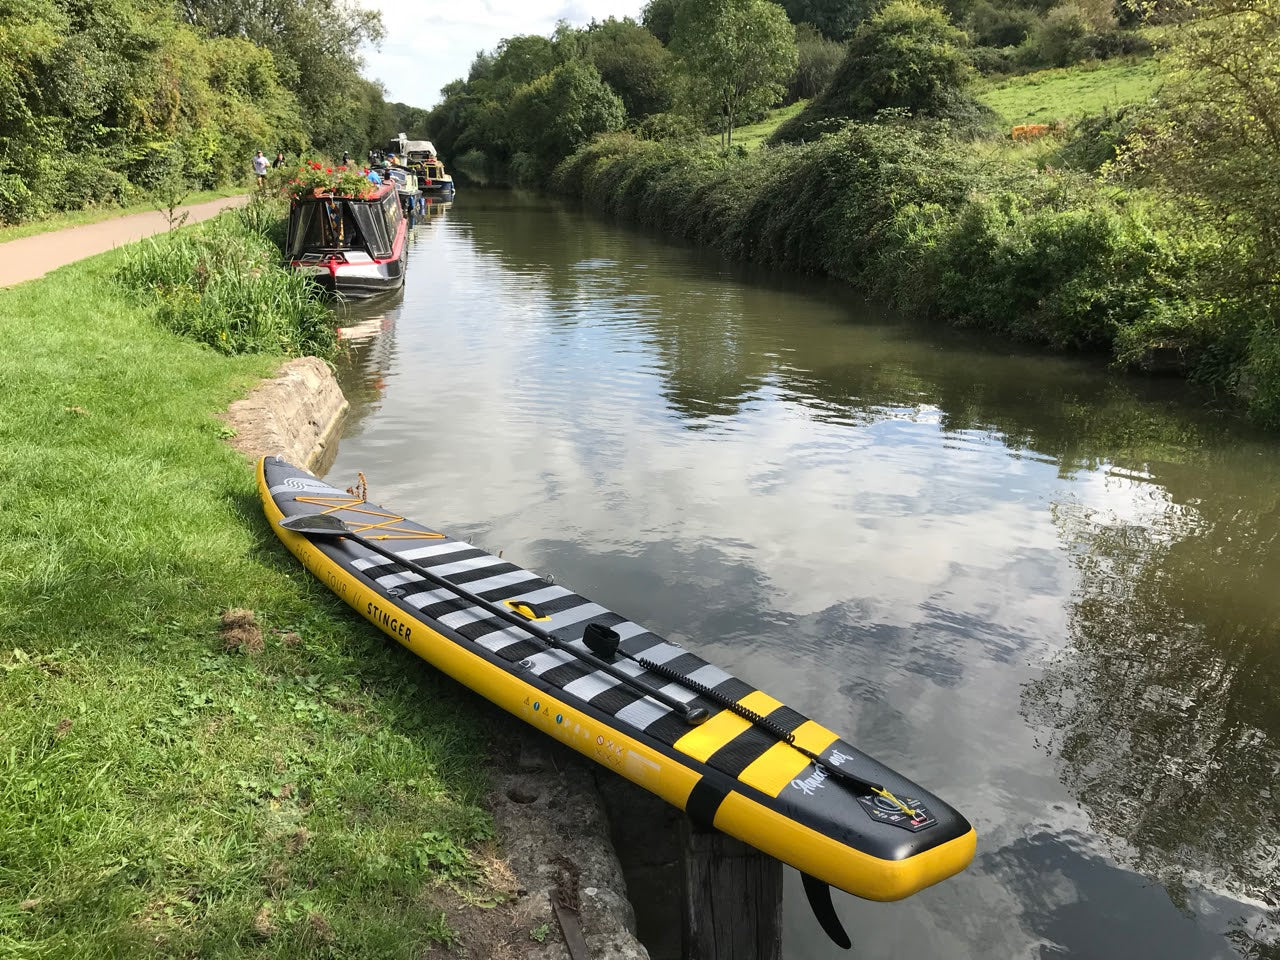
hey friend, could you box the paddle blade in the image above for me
[279,513,353,536]
[802,873,852,950]
[583,622,621,661]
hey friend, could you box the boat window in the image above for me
[286,203,320,258]
[381,192,401,240]
[348,201,391,259]
[289,199,378,257]
[287,202,348,256]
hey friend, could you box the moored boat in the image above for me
[386,133,456,197]
[259,456,976,941]
[413,154,455,197]
[284,181,407,299]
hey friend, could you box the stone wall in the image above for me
[223,356,348,471]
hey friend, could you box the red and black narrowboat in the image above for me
[285,182,407,298]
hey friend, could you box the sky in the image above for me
[360,0,647,110]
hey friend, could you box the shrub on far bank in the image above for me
[116,204,334,358]
[1053,105,1141,172]
[787,23,845,102]
[773,0,993,142]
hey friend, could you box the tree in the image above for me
[1022,3,1097,66]
[788,21,846,102]
[1119,0,1280,272]
[584,17,675,119]
[965,0,1038,47]
[507,61,626,166]
[177,0,385,154]
[642,0,679,44]
[772,0,979,141]
[670,0,799,148]
[381,102,433,142]
[488,34,560,89]
[780,0,878,39]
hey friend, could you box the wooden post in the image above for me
[680,819,783,960]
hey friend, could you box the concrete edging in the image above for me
[223,356,348,471]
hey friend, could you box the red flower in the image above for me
[325,167,333,174]
[310,162,321,170]
[337,165,347,172]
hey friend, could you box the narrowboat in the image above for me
[285,182,407,299]
[381,165,421,216]
[413,153,455,197]
[386,133,456,198]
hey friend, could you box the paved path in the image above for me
[0,195,250,288]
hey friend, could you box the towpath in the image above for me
[0,195,249,288]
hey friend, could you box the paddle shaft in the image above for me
[307,524,705,722]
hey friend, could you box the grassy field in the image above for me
[722,100,809,151]
[714,54,1162,152]
[976,56,1162,126]
[0,246,502,956]
[0,186,247,243]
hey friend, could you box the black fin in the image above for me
[802,873,852,950]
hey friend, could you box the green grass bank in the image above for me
[0,219,501,955]
[550,120,1280,429]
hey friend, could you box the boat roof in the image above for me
[292,182,397,204]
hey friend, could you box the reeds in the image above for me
[117,204,334,358]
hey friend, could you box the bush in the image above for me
[1238,323,1280,428]
[1015,6,1150,69]
[773,0,982,142]
[633,111,705,142]
[508,61,626,168]
[1022,3,1094,67]
[923,195,1174,348]
[116,211,334,357]
[508,151,540,187]
[1054,105,1141,172]
[967,1,1037,48]
[1089,29,1153,59]
[967,44,1020,74]
[787,23,845,102]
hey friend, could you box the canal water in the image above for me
[326,190,1279,959]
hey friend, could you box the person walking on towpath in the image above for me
[252,150,269,190]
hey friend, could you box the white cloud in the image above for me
[359,0,646,109]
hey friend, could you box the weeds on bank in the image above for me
[116,198,333,358]
[0,253,500,955]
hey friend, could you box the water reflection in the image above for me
[327,189,1280,959]
[331,291,399,431]
[1023,471,1280,944]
